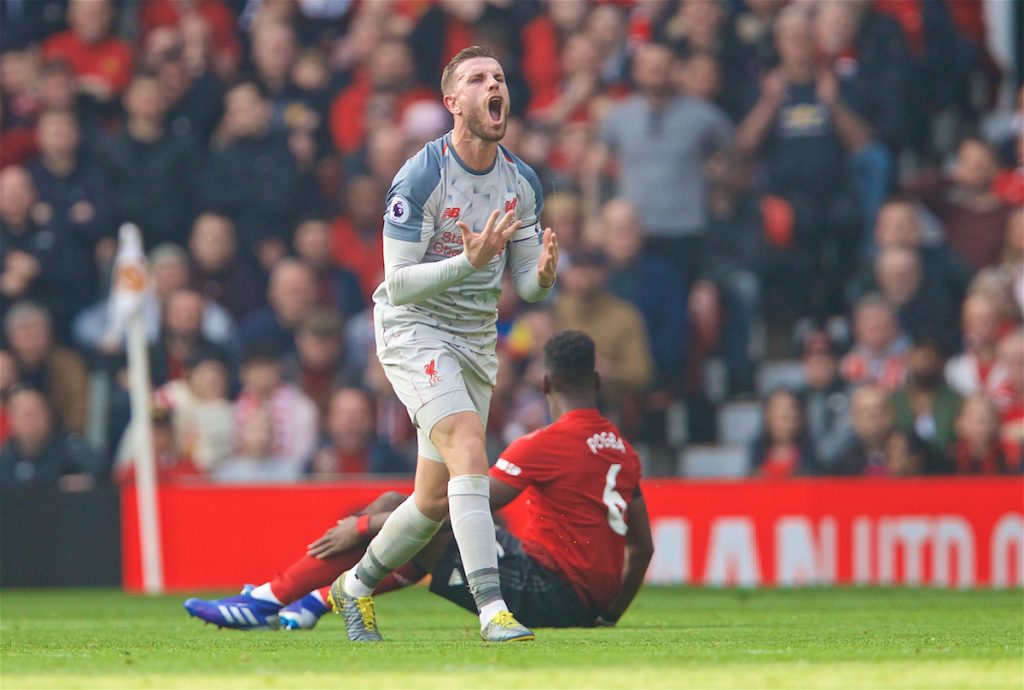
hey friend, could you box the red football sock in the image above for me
[268,553,361,604]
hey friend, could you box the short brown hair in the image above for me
[440,45,498,95]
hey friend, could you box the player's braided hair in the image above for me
[441,45,498,95]
[544,330,596,390]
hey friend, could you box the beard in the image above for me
[463,104,506,142]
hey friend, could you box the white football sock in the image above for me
[249,583,282,605]
[447,474,509,627]
[344,496,442,598]
[479,600,506,626]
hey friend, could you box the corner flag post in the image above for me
[111,223,164,593]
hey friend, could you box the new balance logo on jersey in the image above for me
[424,359,441,385]
[504,198,518,213]
[442,207,461,219]
[586,431,626,455]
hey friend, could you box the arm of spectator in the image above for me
[597,493,654,625]
[818,71,874,153]
[535,74,599,128]
[59,350,90,436]
[580,141,611,224]
[704,104,735,158]
[735,71,786,153]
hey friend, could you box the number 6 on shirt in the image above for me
[603,464,628,536]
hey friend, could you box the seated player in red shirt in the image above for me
[184,330,654,631]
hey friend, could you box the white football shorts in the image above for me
[375,335,495,463]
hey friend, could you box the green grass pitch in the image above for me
[1,587,1021,689]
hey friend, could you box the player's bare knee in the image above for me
[414,491,449,522]
[445,452,488,477]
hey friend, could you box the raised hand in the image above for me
[537,227,558,288]
[459,209,520,269]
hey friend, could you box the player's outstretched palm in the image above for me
[537,227,558,288]
[459,209,520,269]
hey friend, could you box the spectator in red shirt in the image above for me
[0,349,18,447]
[284,309,360,420]
[750,388,816,477]
[995,329,1024,469]
[308,387,409,477]
[328,38,434,156]
[42,0,133,104]
[881,429,929,477]
[137,0,240,80]
[907,137,1012,272]
[331,176,387,303]
[947,393,1013,475]
[520,0,590,116]
[945,292,1009,398]
[840,294,910,391]
[115,406,203,485]
[529,32,606,128]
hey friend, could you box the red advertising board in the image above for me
[121,477,1023,592]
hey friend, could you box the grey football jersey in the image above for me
[373,132,544,353]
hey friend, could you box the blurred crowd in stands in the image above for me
[0,0,1021,489]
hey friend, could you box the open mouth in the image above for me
[487,96,503,124]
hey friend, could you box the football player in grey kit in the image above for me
[329,45,559,643]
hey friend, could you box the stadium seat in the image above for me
[677,444,750,478]
[756,360,805,397]
[717,401,762,445]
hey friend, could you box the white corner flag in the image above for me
[111,223,164,593]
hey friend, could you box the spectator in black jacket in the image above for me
[292,218,364,319]
[736,5,883,314]
[874,247,959,353]
[798,330,855,472]
[239,259,317,357]
[848,195,972,307]
[0,166,74,336]
[98,72,196,249]
[834,384,895,476]
[200,81,306,270]
[599,198,687,394]
[149,288,232,388]
[814,1,911,154]
[27,109,114,312]
[0,386,102,489]
[187,212,264,323]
